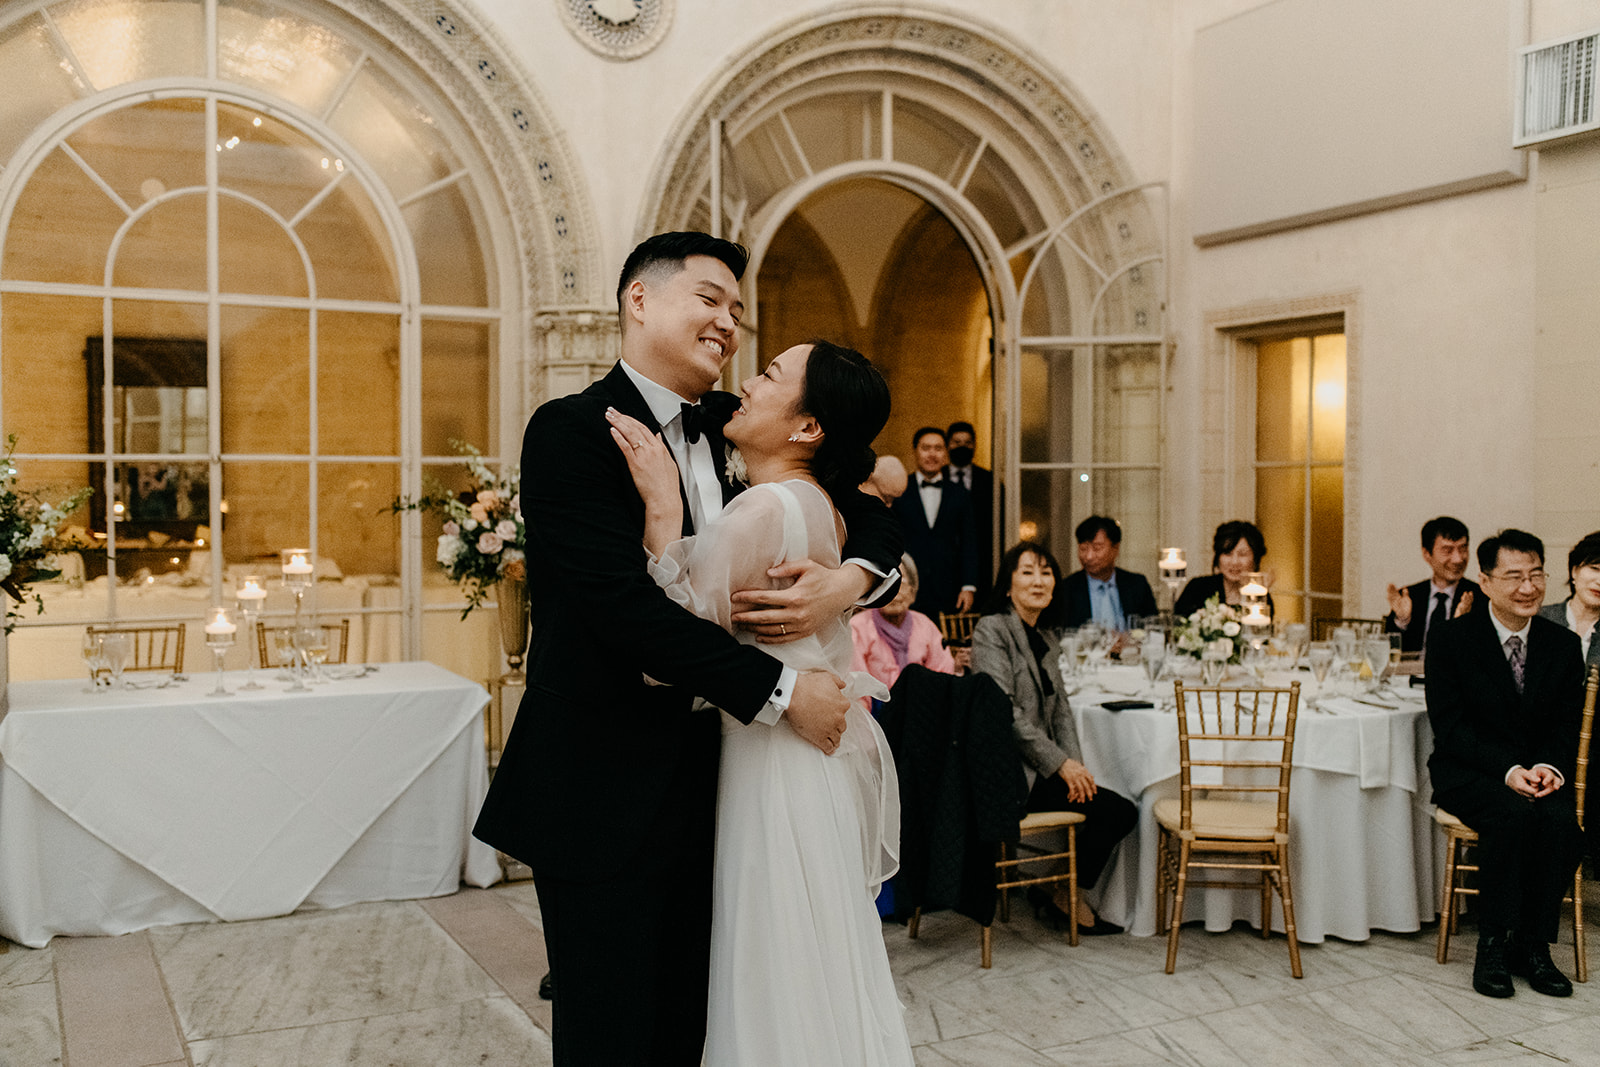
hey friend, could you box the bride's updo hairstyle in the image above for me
[798,340,890,498]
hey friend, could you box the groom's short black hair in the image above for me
[615,231,749,322]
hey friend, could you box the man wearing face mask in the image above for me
[946,421,994,599]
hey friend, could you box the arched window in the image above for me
[0,0,518,679]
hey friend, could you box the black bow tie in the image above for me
[679,394,737,445]
[919,477,943,489]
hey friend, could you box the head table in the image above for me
[0,661,502,948]
[1070,664,1439,943]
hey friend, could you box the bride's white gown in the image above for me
[648,479,915,1067]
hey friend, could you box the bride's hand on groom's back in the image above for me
[733,560,874,644]
[787,671,849,755]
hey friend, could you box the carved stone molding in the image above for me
[531,309,620,407]
[556,0,674,61]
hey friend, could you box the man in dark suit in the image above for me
[945,421,994,597]
[893,426,978,617]
[1386,515,1482,652]
[1426,528,1586,999]
[474,232,902,1066]
[1062,515,1158,629]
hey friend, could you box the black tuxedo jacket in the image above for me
[474,363,903,876]
[892,475,978,616]
[1425,610,1585,799]
[947,464,996,596]
[1062,567,1159,629]
[1386,577,1483,653]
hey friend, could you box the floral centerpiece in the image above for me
[1171,594,1243,664]
[0,436,92,633]
[389,442,523,619]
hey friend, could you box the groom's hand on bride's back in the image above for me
[787,671,850,755]
[732,559,875,644]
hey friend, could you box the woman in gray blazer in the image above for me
[1537,530,1600,670]
[971,541,1136,934]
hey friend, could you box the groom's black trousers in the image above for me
[533,752,717,1066]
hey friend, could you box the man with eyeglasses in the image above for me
[1426,528,1586,999]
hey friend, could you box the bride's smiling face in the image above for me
[726,344,812,453]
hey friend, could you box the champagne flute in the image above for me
[1307,641,1335,683]
[303,626,330,683]
[1286,622,1310,666]
[81,630,105,692]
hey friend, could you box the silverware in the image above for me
[1354,697,1398,710]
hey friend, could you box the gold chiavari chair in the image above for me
[256,619,352,667]
[938,611,981,649]
[85,623,185,674]
[1156,680,1303,977]
[1311,617,1384,642]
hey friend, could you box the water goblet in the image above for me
[100,632,132,690]
[300,626,330,683]
[1307,641,1335,683]
[1141,631,1166,685]
[276,629,309,692]
[1058,632,1080,681]
[1200,641,1229,686]
[1362,637,1391,693]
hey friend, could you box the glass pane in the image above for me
[1309,465,1344,595]
[221,459,308,565]
[328,64,459,203]
[1255,337,1309,463]
[1019,346,1079,464]
[420,319,490,456]
[731,120,797,221]
[1091,467,1161,593]
[963,147,1029,249]
[1091,263,1163,336]
[52,0,204,86]
[1092,345,1159,465]
[297,174,398,303]
[783,92,877,174]
[403,182,488,307]
[1255,465,1305,598]
[218,196,307,297]
[1018,467,1082,564]
[319,311,400,455]
[1,292,102,453]
[221,305,308,453]
[112,194,207,291]
[892,96,978,186]
[1310,333,1347,463]
[217,0,361,114]
[0,16,87,167]
[318,461,399,577]
[68,98,206,212]
[3,146,129,284]
[215,102,333,224]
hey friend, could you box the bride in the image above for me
[606,340,914,1067]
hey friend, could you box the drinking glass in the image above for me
[1331,625,1357,665]
[301,626,330,682]
[100,632,132,690]
[1307,641,1335,683]
[1141,631,1166,685]
[1201,642,1229,686]
[1286,622,1310,665]
[81,631,105,692]
[1058,632,1080,680]
[1362,637,1391,692]
[275,629,309,692]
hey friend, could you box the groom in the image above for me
[474,231,903,1066]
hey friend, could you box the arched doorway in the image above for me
[641,7,1170,580]
[0,0,598,677]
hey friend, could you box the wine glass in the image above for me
[300,626,330,683]
[1200,641,1229,686]
[275,629,308,692]
[1362,637,1391,693]
[1058,632,1080,681]
[1285,622,1310,666]
[100,632,132,690]
[81,630,106,692]
[1307,641,1335,683]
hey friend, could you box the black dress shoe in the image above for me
[1078,915,1124,936]
[538,971,554,1001]
[1510,938,1573,997]
[1473,931,1515,998]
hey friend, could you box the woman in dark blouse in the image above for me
[1173,519,1275,618]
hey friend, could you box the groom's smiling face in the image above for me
[626,254,743,399]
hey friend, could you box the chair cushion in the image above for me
[1021,810,1087,834]
[1153,797,1282,840]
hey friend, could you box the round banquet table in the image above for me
[1069,664,1440,943]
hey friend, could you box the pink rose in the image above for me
[496,519,518,539]
[477,490,499,508]
[469,503,488,524]
[442,520,460,536]
[477,531,504,554]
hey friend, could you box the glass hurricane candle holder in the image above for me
[235,575,268,690]
[281,548,313,623]
[1159,548,1187,609]
[205,606,237,697]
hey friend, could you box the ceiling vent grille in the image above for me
[1515,31,1599,146]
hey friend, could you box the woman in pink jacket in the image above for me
[850,554,956,692]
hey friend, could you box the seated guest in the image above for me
[1173,520,1274,617]
[971,542,1137,934]
[1062,515,1158,629]
[1427,529,1585,999]
[860,455,908,505]
[850,553,956,695]
[1538,530,1600,669]
[1385,515,1481,652]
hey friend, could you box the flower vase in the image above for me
[498,576,531,684]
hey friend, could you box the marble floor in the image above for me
[7,881,1600,1067]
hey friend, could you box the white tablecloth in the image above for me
[1071,666,1438,943]
[0,661,501,947]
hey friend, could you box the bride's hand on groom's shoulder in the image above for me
[786,671,849,755]
[734,560,873,644]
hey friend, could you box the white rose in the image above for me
[436,534,463,566]
[1222,621,1241,637]
[0,554,11,581]
[495,519,518,540]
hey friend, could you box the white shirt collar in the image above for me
[619,359,696,429]
[1429,579,1459,598]
[1488,607,1532,644]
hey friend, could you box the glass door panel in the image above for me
[68,99,207,212]
[217,197,308,297]
[112,195,208,291]
[318,311,400,455]
[51,0,205,85]
[317,461,399,578]
[217,0,361,114]
[2,147,130,284]
[220,305,309,453]
[420,319,490,455]
[403,183,489,307]
[0,18,89,187]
